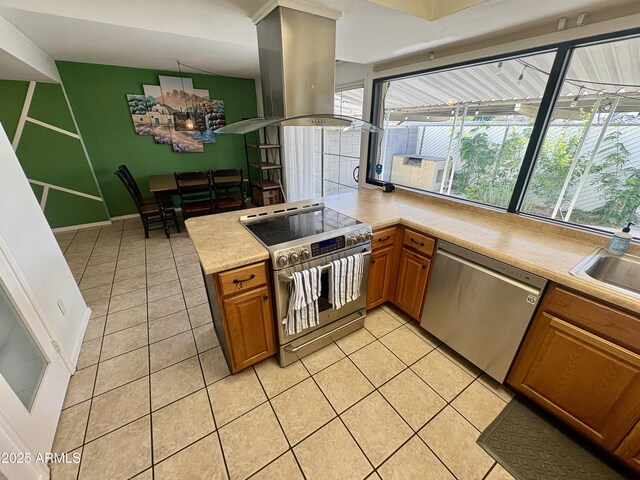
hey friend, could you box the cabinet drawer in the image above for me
[545,285,640,354]
[218,262,268,297]
[372,227,398,250]
[402,228,435,257]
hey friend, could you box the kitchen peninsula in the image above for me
[187,187,638,312]
[186,186,640,474]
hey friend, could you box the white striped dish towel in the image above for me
[284,266,323,336]
[329,253,364,309]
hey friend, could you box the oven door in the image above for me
[274,244,371,345]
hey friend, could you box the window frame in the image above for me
[366,27,640,235]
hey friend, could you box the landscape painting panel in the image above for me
[126,94,153,135]
[143,84,173,145]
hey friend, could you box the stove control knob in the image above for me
[276,255,288,268]
[366,232,374,240]
[300,249,310,261]
[347,236,357,246]
[289,252,300,264]
[356,233,366,243]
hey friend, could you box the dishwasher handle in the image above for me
[436,249,542,296]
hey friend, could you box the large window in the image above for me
[319,88,365,196]
[370,51,556,208]
[368,32,640,237]
[283,87,364,201]
[522,37,640,236]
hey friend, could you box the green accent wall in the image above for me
[17,122,100,195]
[44,189,109,228]
[0,80,29,142]
[0,79,109,229]
[57,61,258,217]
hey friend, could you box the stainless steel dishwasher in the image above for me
[420,241,548,382]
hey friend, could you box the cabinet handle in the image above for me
[233,273,255,289]
[422,264,428,269]
[378,235,390,242]
[263,295,269,301]
[371,259,376,265]
[411,238,425,247]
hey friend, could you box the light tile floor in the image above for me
[51,218,517,480]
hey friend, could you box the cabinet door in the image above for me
[614,420,640,474]
[508,312,640,451]
[367,245,395,310]
[393,247,430,320]
[223,285,276,372]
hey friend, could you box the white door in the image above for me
[0,243,70,480]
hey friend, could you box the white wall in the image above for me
[0,123,88,371]
[0,14,59,82]
[335,61,372,90]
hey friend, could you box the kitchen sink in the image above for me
[570,249,640,297]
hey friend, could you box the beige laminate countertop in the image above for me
[185,188,640,314]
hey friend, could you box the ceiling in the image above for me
[0,0,634,80]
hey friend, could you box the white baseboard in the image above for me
[109,213,139,221]
[51,220,112,233]
[69,306,91,373]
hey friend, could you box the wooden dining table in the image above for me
[148,173,247,195]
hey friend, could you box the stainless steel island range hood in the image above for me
[217,3,380,134]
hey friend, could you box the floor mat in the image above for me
[477,396,633,480]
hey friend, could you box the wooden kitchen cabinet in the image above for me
[367,245,396,309]
[205,261,277,373]
[615,419,640,474]
[508,285,640,453]
[366,226,400,310]
[223,285,276,372]
[393,247,431,319]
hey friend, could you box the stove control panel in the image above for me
[311,236,345,257]
[346,231,373,246]
[271,228,373,269]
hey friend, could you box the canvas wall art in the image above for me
[126,94,153,135]
[128,76,227,153]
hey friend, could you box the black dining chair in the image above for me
[174,171,215,220]
[115,169,180,238]
[211,169,247,213]
[117,165,155,205]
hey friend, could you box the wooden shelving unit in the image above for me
[244,126,286,206]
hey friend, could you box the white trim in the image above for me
[27,179,103,202]
[109,213,140,221]
[0,414,49,480]
[25,116,80,139]
[60,83,111,221]
[51,220,112,233]
[39,185,48,211]
[69,307,91,369]
[11,81,35,151]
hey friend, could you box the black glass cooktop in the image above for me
[244,208,360,247]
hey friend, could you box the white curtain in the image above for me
[282,126,320,201]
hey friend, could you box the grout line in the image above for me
[142,227,157,480]
[250,365,307,478]
[167,235,232,480]
[299,351,377,475]
[482,462,499,480]
[74,223,125,480]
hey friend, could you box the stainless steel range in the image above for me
[241,203,372,366]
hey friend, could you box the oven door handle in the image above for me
[283,311,366,353]
[277,250,371,283]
